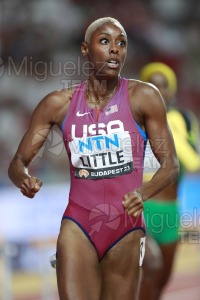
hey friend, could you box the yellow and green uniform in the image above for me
[144,200,179,244]
[143,108,200,244]
[167,109,200,175]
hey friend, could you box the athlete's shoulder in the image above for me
[43,87,74,106]
[33,84,81,126]
[127,78,165,114]
[127,79,160,99]
[40,83,83,110]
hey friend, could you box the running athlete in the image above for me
[8,18,179,300]
[139,62,200,300]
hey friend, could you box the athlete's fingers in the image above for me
[20,177,42,198]
[125,199,143,213]
[22,192,34,198]
[20,183,36,198]
[122,196,130,208]
[33,179,42,191]
[23,177,42,191]
[132,208,143,218]
[20,181,30,195]
[122,190,142,208]
[21,189,39,198]
[125,199,143,211]
[124,201,142,215]
[122,192,135,207]
[123,189,144,218]
[23,177,42,190]
[20,187,35,198]
[126,203,143,217]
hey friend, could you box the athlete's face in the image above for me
[148,72,174,106]
[81,22,127,78]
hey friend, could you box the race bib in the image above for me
[69,131,133,179]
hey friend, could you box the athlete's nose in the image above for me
[110,48,119,54]
[110,44,119,54]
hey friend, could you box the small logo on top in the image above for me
[76,111,91,117]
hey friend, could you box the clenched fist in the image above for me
[20,177,42,198]
[122,190,143,217]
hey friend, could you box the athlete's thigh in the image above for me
[100,229,145,300]
[142,235,163,274]
[139,236,163,300]
[56,219,102,300]
[159,241,178,285]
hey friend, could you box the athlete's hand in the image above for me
[20,176,42,198]
[122,190,143,217]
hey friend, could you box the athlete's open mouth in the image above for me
[107,59,119,69]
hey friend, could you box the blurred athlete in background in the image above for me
[139,62,200,300]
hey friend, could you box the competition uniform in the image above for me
[61,78,147,259]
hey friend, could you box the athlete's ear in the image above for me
[81,42,88,57]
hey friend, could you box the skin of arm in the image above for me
[123,81,179,216]
[8,90,71,198]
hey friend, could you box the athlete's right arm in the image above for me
[8,90,70,198]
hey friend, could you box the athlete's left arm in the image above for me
[123,82,179,217]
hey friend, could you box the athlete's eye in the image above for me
[100,38,109,44]
[117,40,126,47]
